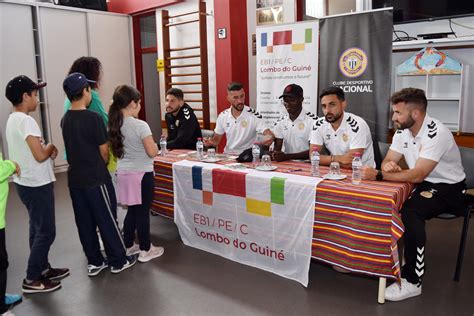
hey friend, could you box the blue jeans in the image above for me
[15,183,56,281]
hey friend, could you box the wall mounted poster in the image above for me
[256,21,319,128]
[318,9,393,144]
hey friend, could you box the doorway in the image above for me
[133,12,162,139]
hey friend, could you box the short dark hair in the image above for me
[390,88,427,111]
[9,90,35,106]
[319,86,345,101]
[67,84,90,102]
[68,57,102,89]
[227,82,244,92]
[166,88,184,100]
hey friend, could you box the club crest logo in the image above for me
[298,123,305,130]
[241,120,248,128]
[339,47,368,78]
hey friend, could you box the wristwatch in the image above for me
[376,170,383,181]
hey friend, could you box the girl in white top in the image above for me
[108,85,164,263]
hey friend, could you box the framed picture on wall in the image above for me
[257,6,283,25]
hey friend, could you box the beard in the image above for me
[325,112,342,123]
[394,116,415,130]
[232,103,244,112]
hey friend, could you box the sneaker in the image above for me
[22,278,61,294]
[385,278,422,301]
[1,310,14,316]
[138,245,164,263]
[126,243,140,256]
[87,260,108,277]
[5,293,22,307]
[42,267,70,280]
[111,255,138,274]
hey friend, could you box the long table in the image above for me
[152,150,413,303]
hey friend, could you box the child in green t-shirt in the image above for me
[0,151,22,313]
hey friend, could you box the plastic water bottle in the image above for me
[252,143,260,167]
[159,135,167,157]
[196,137,204,160]
[352,152,362,185]
[311,150,320,177]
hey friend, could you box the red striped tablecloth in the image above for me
[152,150,413,280]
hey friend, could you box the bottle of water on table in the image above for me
[196,137,204,160]
[311,150,320,177]
[159,135,167,157]
[252,143,260,167]
[352,152,362,185]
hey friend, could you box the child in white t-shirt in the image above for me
[5,75,69,294]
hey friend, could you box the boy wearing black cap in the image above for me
[5,75,68,294]
[61,73,137,276]
[268,83,318,161]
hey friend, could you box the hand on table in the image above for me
[203,137,214,147]
[271,151,287,162]
[382,161,402,173]
[361,166,377,180]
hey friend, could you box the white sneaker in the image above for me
[385,278,422,301]
[138,245,164,263]
[126,243,140,256]
[1,310,14,316]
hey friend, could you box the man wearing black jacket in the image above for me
[165,88,202,150]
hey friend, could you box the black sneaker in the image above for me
[22,278,61,294]
[42,267,70,280]
[87,259,108,277]
[111,255,138,274]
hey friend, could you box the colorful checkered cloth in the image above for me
[152,150,413,280]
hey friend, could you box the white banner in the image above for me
[173,160,321,286]
[256,21,319,127]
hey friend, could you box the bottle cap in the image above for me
[197,137,202,140]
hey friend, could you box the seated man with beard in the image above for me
[203,82,264,155]
[309,86,375,168]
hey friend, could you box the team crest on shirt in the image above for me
[241,120,248,128]
[175,120,179,127]
[298,122,305,130]
[326,134,331,140]
[420,189,437,199]
[226,122,231,128]
[403,142,408,148]
[342,133,348,142]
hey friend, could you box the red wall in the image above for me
[214,0,249,113]
[107,0,183,15]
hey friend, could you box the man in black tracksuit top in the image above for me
[164,88,202,150]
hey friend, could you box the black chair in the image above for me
[378,141,390,159]
[201,129,214,139]
[436,146,474,282]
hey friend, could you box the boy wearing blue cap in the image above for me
[61,73,137,276]
[5,75,68,294]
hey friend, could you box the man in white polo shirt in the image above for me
[204,82,263,154]
[361,88,466,302]
[309,86,375,168]
[269,83,318,161]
